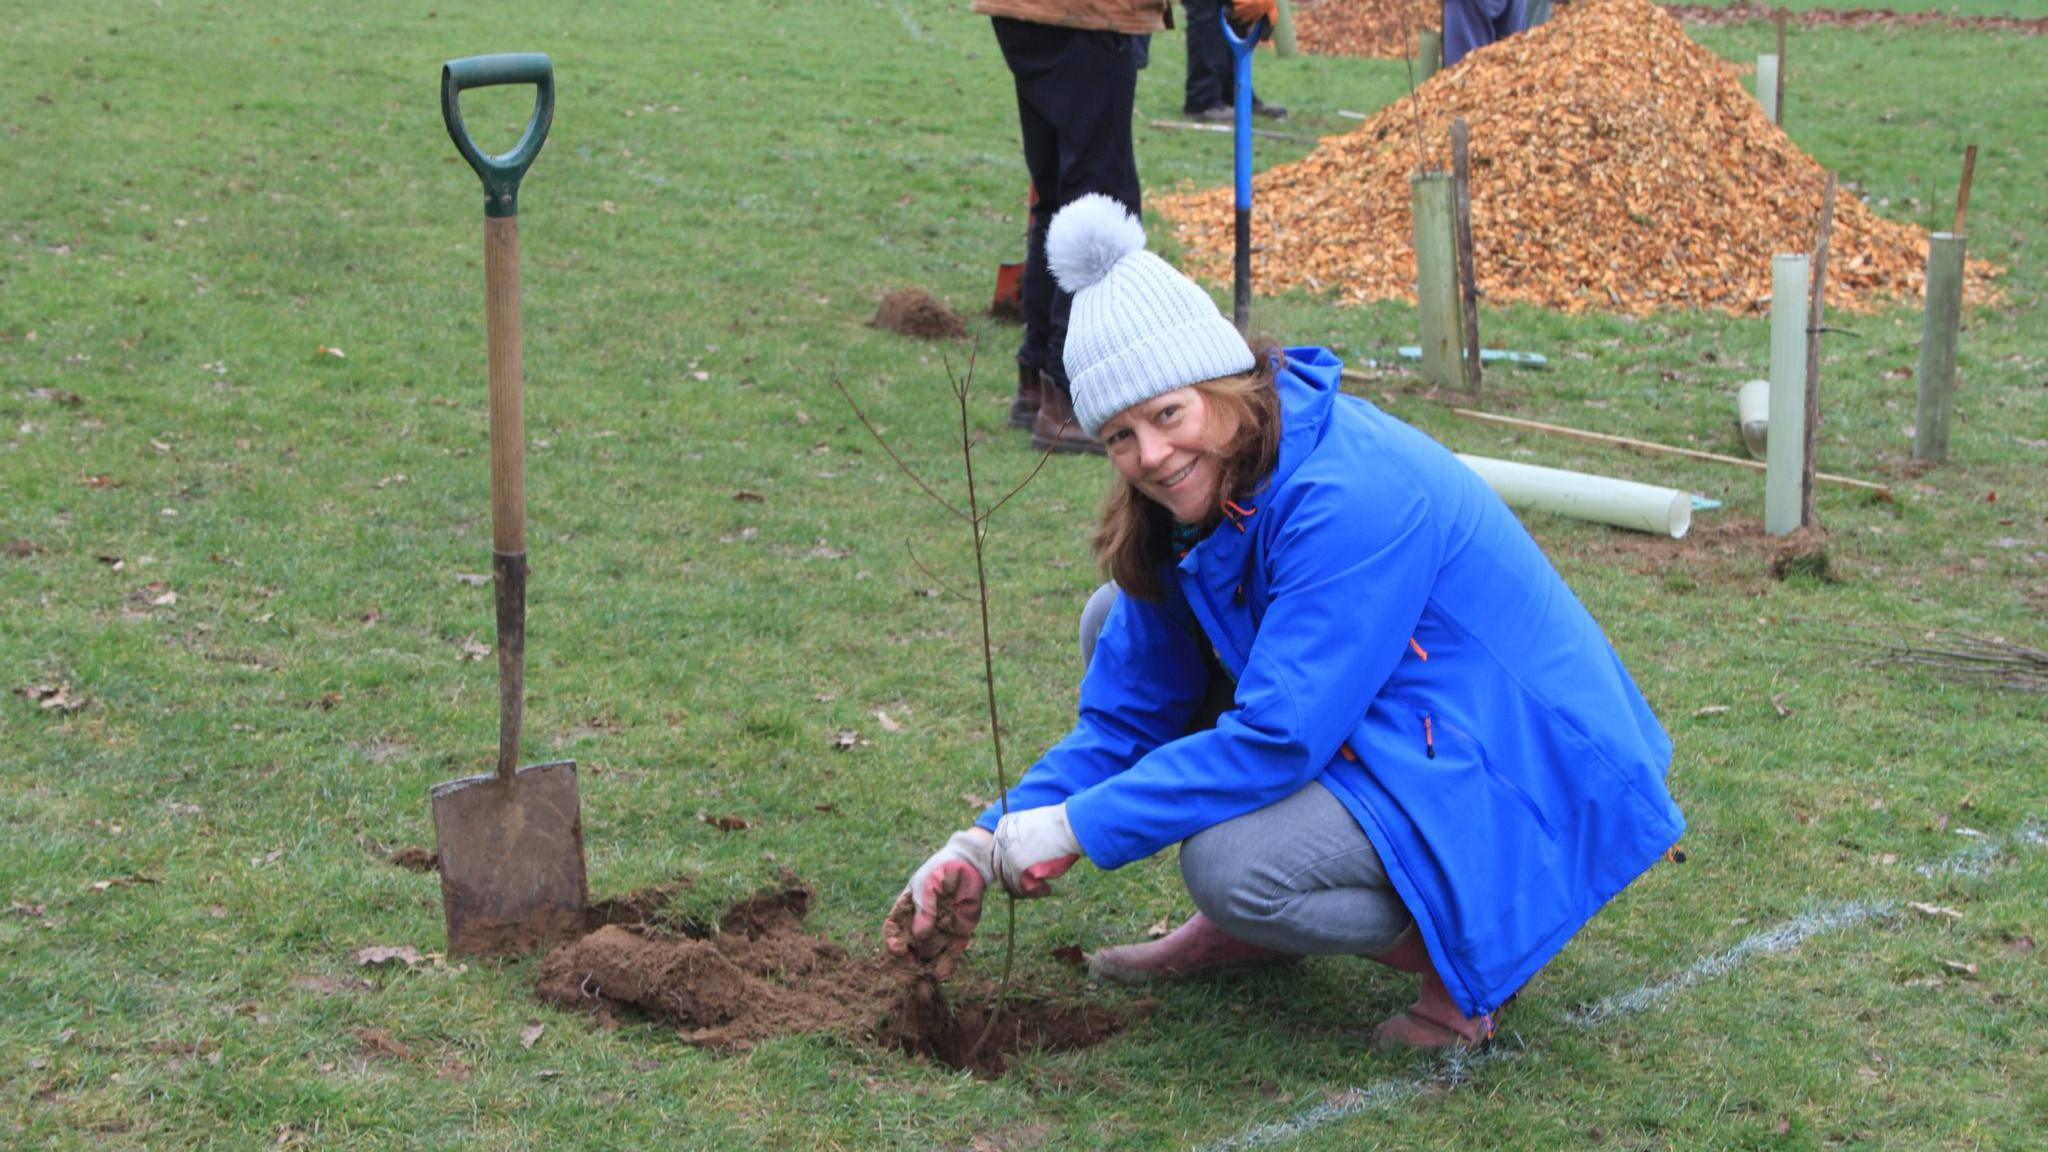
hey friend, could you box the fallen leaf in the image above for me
[388,847,438,873]
[353,945,424,968]
[1902,976,1944,989]
[1941,959,1978,977]
[88,874,156,892]
[352,1026,410,1059]
[2008,936,2036,955]
[1145,918,1173,939]
[1907,902,1963,921]
[733,490,766,503]
[374,474,408,489]
[5,539,46,557]
[1769,693,1793,719]
[520,1022,545,1050]
[1050,945,1086,967]
[874,709,904,733]
[14,683,86,713]
[25,387,83,406]
[831,729,867,750]
[534,1069,563,1080]
[1934,812,1952,834]
[813,803,838,814]
[458,636,491,662]
[9,901,47,917]
[454,573,489,587]
[315,346,346,359]
[700,813,749,832]
[1691,705,1730,717]
[96,554,124,570]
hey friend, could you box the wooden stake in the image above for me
[1451,119,1483,397]
[1449,408,1892,499]
[1410,173,1464,392]
[1913,233,1966,464]
[1775,9,1788,126]
[1800,175,1836,528]
[1953,144,1978,235]
[1416,30,1442,83]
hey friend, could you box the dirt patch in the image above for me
[389,847,438,873]
[1566,515,1791,591]
[869,289,969,341]
[535,876,1127,1077]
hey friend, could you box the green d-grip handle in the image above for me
[442,53,555,217]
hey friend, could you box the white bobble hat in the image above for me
[1047,194,1255,437]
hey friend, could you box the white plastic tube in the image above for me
[1765,255,1810,536]
[1456,455,1692,539]
[1736,378,1770,460]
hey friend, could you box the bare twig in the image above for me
[1835,631,2048,693]
[903,537,967,603]
[830,375,968,522]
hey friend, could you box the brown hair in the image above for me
[1091,344,1284,601]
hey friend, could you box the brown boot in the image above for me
[1086,913,1298,985]
[1007,363,1042,430]
[1030,375,1106,456]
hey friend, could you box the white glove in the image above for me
[883,829,995,977]
[991,804,1083,897]
[903,829,994,915]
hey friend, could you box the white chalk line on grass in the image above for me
[1191,818,2047,1152]
[885,0,926,40]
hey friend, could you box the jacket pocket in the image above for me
[1422,710,1560,843]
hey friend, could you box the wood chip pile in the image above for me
[1291,0,1436,59]
[1157,0,1999,316]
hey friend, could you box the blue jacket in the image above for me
[979,347,1684,1018]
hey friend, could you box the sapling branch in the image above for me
[836,342,1062,1069]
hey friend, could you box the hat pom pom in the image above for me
[1047,194,1146,294]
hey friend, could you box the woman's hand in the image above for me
[884,829,993,978]
[991,804,1082,898]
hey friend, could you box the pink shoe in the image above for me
[1372,968,1492,1051]
[1085,913,1299,985]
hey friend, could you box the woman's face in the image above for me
[1099,386,1234,524]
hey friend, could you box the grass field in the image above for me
[3,1,2044,1149]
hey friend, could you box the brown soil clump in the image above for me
[388,847,438,873]
[870,288,969,340]
[1293,0,1437,59]
[1158,0,1999,316]
[535,876,1127,1077]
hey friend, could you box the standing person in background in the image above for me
[1443,0,1527,66]
[976,0,1171,456]
[1181,0,1286,121]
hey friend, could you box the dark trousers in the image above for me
[992,18,1143,387]
[1182,0,1253,114]
[1443,0,1527,67]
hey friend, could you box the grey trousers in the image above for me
[1079,584,1414,955]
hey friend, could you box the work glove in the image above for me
[990,803,1083,898]
[1229,0,1276,36]
[884,829,993,978]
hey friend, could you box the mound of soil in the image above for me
[870,288,969,340]
[1157,0,1999,316]
[1293,0,1437,59]
[535,876,1128,1078]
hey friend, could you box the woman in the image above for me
[884,195,1683,1048]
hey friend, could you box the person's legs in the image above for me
[1182,0,1231,114]
[1178,780,1413,956]
[991,19,1066,388]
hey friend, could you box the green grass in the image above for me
[3,2,2044,1149]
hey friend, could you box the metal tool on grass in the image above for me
[1221,11,1268,330]
[430,52,589,957]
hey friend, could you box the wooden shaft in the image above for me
[1913,234,1966,464]
[1953,144,1977,235]
[1410,172,1463,392]
[485,215,527,556]
[1801,175,1837,528]
[1451,118,1483,396]
[1774,10,1787,126]
[1449,408,1891,498]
